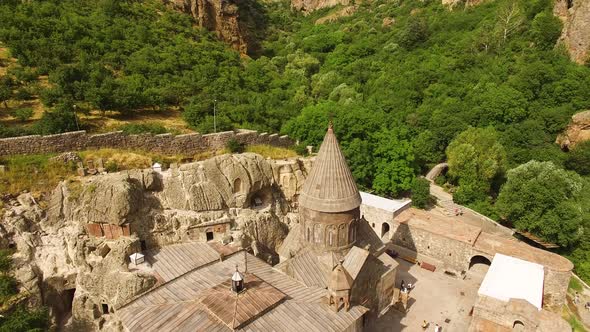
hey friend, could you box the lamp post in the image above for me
[73,104,80,131]
[213,99,217,133]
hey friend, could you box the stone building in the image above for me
[277,124,398,316]
[298,123,362,253]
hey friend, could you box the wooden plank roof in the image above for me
[241,300,368,332]
[355,218,386,253]
[145,242,220,282]
[343,246,370,280]
[200,274,287,329]
[277,223,302,259]
[117,246,367,332]
[290,249,329,288]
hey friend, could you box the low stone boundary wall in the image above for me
[0,129,294,156]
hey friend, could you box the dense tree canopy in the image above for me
[496,161,586,247]
[446,127,506,204]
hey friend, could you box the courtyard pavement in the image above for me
[368,259,485,332]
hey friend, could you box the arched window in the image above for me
[349,222,356,242]
[314,224,322,244]
[233,178,242,194]
[307,227,312,242]
[513,321,525,331]
[339,224,347,246]
[381,223,390,238]
[327,226,336,247]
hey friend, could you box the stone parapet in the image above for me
[0,129,294,156]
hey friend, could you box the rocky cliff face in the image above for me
[556,110,590,150]
[165,0,248,54]
[554,0,590,64]
[1,153,310,330]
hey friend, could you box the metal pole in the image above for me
[73,104,80,131]
[213,99,217,133]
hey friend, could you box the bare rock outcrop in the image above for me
[442,0,488,9]
[556,110,590,150]
[292,0,351,15]
[165,0,248,54]
[554,0,590,64]
[1,153,309,330]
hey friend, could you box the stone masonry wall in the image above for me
[0,129,294,156]
[390,220,570,308]
[389,222,473,273]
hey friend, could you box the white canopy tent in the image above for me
[478,253,545,310]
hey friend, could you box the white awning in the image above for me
[478,253,544,310]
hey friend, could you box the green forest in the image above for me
[0,0,589,288]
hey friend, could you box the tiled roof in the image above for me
[299,124,361,213]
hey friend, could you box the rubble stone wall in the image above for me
[0,129,294,156]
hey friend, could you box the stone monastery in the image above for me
[111,123,573,331]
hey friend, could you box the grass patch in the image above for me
[570,277,585,293]
[0,145,294,195]
[245,145,298,159]
[0,153,76,195]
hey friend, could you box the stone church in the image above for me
[277,123,398,315]
[114,123,396,331]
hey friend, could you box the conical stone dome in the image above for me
[299,124,361,213]
[329,261,354,291]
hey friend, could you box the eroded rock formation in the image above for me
[165,0,248,54]
[292,0,351,15]
[1,153,310,330]
[554,0,590,64]
[556,110,590,150]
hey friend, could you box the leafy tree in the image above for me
[399,17,429,49]
[35,101,79,135]
[530,10,562,50]
[496,161,585,247]
[372,127,416,197]
[446,127,506,204]
[565,141,590,176]
[495,1,524,46]
[0,75,12,109]
[0,306,49,332]
[472,84,528,125]
[12,108,33,122]
[226,139,244,153]
[411,177,431,209]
